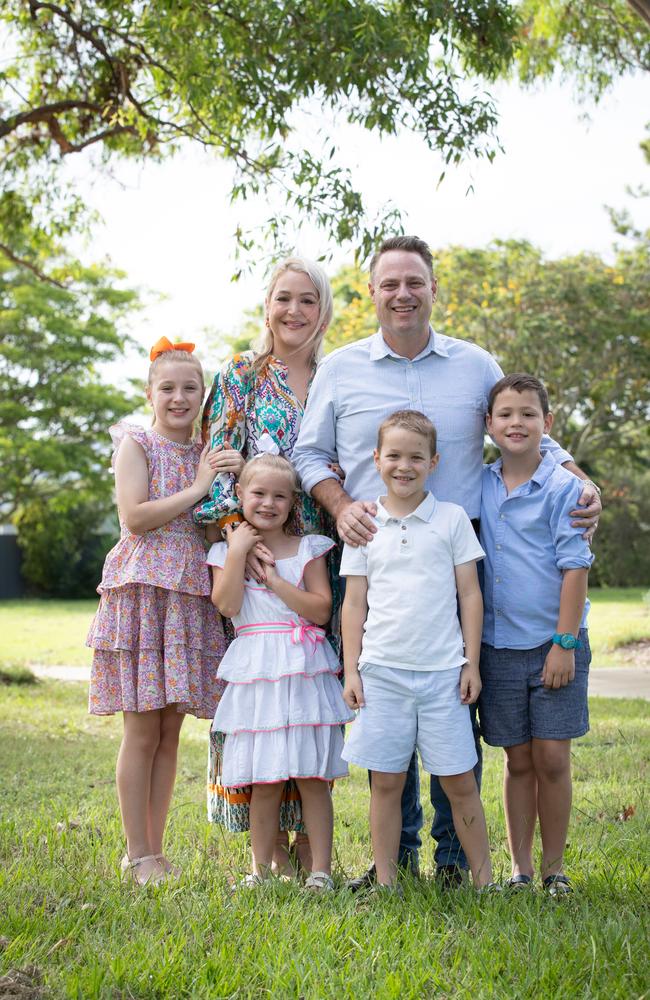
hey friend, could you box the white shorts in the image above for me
[342,664,478,776]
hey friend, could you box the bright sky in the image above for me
[65,73,649,366]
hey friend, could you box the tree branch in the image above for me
[0,243,66,288]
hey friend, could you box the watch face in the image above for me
[560,634,576,649]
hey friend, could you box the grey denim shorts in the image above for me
[478,630,591,746]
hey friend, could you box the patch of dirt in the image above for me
[0,965,44,999]
[614,640,650,668]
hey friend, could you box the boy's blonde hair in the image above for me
[238,453,301,535]
[377,409,437,455]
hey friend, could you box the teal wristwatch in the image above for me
[552,632,582,650]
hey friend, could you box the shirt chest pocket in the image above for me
[430,395,485,444]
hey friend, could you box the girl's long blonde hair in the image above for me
[252,256,333,376]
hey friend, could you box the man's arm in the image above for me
[311,479,377,547]
[293,359,377,546]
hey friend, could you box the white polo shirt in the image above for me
[340,492,485,671]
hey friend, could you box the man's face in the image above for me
[369,250,437,344]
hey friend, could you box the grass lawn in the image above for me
[1,589,648,670]
[0,678,648,999]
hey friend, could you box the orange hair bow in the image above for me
[150,336,196,362]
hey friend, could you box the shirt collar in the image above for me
[489,450,556,488]
[369,327,449,362]
[375,491,437,524]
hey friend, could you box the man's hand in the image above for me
[460,664,482,704]
[541,646,575,689]
[570,482,602,543]
[336,499,378,547]
[343,671,365,710]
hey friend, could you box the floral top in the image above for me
[194,351,329,535]
[98,423,211,597]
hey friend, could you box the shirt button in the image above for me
[495,577,500,583]
[500,514,506,520]
[401,539,407,545]
[496,544,501,550]
[496,610,502,616]
[401,524,407,531]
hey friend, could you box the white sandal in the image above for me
[304,871,335,892]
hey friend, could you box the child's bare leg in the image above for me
[293,832,312,872]
[250,783,285,876]
[271,831,292,875]
[439,771,492,888]
[116,710,162,881]
[532,738,572,878]
[295,779,333,875]
[503,742,537,878]
[147,705,184,858]
[369,770,407,886]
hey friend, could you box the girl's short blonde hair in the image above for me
[238,453,301,535]
[253,256,333,375]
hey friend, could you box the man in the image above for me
[292,235,601,887]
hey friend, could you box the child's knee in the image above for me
[505,742,534,779]
[533,739,571,781]
[439,770,478,802]
[371,770,406,797]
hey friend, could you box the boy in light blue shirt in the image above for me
[479,373,593,896]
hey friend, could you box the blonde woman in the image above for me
[195,257,339,875]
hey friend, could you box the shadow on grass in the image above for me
[0,663,38,686]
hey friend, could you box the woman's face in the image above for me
[266,270,321,357]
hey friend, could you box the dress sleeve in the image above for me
[206,541,228,568]
[194,353,253,527]
[109,422,151,469]
[301,534,337,565]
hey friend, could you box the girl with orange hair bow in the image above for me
[86,340,242,886]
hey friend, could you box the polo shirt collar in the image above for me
[489,450,556,489]
[375,491,437,524]
[369,327,449,362]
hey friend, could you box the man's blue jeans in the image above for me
[398,703,482,869]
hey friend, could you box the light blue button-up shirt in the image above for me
[293,330,573,519]
[480,452,593,649]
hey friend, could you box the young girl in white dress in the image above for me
[208,448,353,890]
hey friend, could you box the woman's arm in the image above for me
[115,436,219,535]
[455,560,484,704]
[194,355,251,527]
[264,555,332,626]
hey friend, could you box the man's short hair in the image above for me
[487,373,550,416]
[377,409,437,455]
[369,236,435,281]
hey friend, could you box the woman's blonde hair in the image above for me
[237,453,302,535]
[252,256,333,375]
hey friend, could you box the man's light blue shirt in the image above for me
[480,452,593,650]
[293,329,573,519]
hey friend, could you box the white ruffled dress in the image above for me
[209,534,353,787]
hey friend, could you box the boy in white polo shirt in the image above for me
[341,410,496,890]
